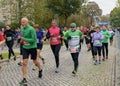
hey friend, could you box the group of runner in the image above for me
[63,25,115,65]
[0,17,115,85]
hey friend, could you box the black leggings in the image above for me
[71,52,79,71]
[51,44,61,68]
[93,46,102,56]
[6,41,15,59]
[64,40,68,49]
[90,43,94,57]
[102,43,108,58]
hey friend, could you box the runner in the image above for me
[19,18,42,85]
[84,28,91,52]
[64,23,82,75]
[0,32,5,69]
[101,25,111,61]
[32,24,45,70]
[109,28,115,46]
[4,25,17,62]
[88,25,96,60]
[17,27,23,66]
[63,26,68,50]
[46,19,63,73]
[92,26,104,65]
[0,32,5,59]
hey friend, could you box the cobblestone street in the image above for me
[0,43,116,86]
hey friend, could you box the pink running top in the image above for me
[49,26,61,45]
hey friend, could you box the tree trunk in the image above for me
[64,16,68,26]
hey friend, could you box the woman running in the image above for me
[46,19,63,73]
[92,26,104,65]
[101,26,111,61]
[4,25,17,61]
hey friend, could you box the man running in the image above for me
[19,18,42,85]
[64,23,82,75]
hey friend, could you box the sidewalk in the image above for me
[0,43,116,86]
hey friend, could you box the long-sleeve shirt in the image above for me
[36,30,44,46]
[21,25,37,49]
[64,30,82,51]
[4,29,16,42]
[46,26,63,45]
[92,32,104,47]
[101,30,111,43]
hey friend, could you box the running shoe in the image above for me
[55,68,59,73]
[38,69,43,78]
[98,61,101,64]
[94,61,98,65]
[72,70,77,75]
[41,58,45,64]
[18,62,23,66]
[14,56,16,61]
[19,78,27,85]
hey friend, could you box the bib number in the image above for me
[6,37,12,41]
[94,40,101,45]
[51,37,57,42]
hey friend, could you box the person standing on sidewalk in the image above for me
[101,25,111,61]
[19,18,42,85]
[46,19,63,73]
[64,23,82,75]
[4,25,17,61]
[92,26,104,65]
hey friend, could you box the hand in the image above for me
[20,37,24,41]
[41,39,44,42]
[50,33,54,37]
[23,41,30,45]
[104,35,106,38]
[68,36,71,40]
[58,36,61,39]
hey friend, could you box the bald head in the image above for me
[21,17,29,27]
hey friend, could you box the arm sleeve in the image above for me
[46,29,50,39]
[64,31,69,40]
[106,32,111,38]
[60,29,63,37]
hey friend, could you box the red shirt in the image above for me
[81,28,87,35]
[0,34,4,41]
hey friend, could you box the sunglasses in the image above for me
[71,27,75,28]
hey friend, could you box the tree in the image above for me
[47,0,84,26]
[110,7,120,27]
[86,1,102,25]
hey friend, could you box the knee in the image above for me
[33,60,38,64]
[22,62,27,67]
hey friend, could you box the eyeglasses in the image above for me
[71,27,75,28]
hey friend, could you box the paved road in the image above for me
[0,43,116,86]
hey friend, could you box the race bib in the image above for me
[68,36,80,48]
[51,37,58,42]
[94,40,101,45]
[37,39,39,43]
[6,37,12,41]
[69,48,77,53]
